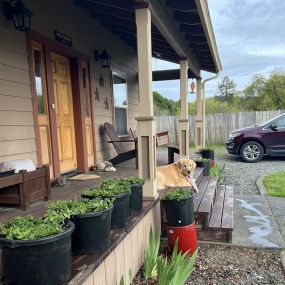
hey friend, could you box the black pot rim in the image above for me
[0,220,75,248]
[73,205,113,218]
[130,182,144,186]
[162,194,193,203]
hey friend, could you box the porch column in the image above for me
[196,78,203,150]
[135,5,158,200]
[179,59,189,158]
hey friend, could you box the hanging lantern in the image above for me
[3,0,33,32]
[190,81,195,93]
[95,49,111,68]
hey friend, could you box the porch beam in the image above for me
[196,78,203,150]
[150,0,201,77]
[135,5,158,200]
[179,59,189,158]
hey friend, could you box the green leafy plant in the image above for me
[161,188,193,201]
[195,158,211,162]
[157,240,198,285]
[82,182,131,198]
[0,215,65,240]
[210,164,225,185]
[200,147,213,151]
[143,228,160,279]
[47,198,113,221]
[121,176,145,185]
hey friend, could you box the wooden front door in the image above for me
[51,53,77,173]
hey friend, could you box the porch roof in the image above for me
[75,0,221,77]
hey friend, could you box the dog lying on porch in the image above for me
[156,158,198,193]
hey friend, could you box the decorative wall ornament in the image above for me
[104,97,109,110]
[99,74,104,87]
[95,88,100,102]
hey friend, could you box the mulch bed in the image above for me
[133,243,285,285]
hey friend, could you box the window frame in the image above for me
[112,70,129,136]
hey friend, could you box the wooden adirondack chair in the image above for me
[104,123,138,168]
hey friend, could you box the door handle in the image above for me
[51,103,55,110]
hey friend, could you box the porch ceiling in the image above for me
[74,0,221,77]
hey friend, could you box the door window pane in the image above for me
[82,65,91,116]
[113,74,128,135]
[33,49,46,114]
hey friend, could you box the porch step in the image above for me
[194,176,217,228]
[193,167,204,186]
[197,185,234,243]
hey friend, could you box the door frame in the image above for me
[26,31,96,178]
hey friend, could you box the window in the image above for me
[113,74,128,135]
[276,117,285,128]
[81,62,91,117]
[32,42,48,114]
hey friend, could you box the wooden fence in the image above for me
[155,110,285,145]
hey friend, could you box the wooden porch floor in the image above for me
[0,154,168,224]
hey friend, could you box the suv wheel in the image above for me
[240,141,264,163]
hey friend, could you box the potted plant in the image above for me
[82,181,131,229]
[161,188,194,227]
[120,177,145,213]
[0,215,74,285]
[200,147,214,160]
[195,158,211,176]
[48,198,113,255]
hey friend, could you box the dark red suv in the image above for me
[226,113,285,162]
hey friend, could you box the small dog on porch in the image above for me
[156,158,198,193]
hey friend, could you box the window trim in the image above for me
[112,70,129,136]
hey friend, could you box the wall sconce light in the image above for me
[3,0,33,32]
[190,81,195,93]
[95,49,111,68]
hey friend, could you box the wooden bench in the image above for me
[0,165,51,210]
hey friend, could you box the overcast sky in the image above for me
[152,0,285,102]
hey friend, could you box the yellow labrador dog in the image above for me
[156,158,198,193]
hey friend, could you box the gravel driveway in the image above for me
[214,147,285,195]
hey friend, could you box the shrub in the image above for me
[210,164,225,185]
[143,228,160,279]
[157,241,198,285]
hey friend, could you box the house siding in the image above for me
[0,0,139,167]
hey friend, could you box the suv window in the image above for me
[276,117,285,129]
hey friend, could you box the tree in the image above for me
[216,76,237,103]
[153,91,178,115]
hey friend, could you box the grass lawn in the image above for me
[263,172,285,197]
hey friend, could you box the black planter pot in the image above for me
[201,149,214,160]
[72,206,113,255]
[196,160,211,176]
[111,192,130,229]
[162,194,194,227]
[129,183,143,213]
[0,220,74,285]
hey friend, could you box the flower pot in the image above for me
[167,223,197,256]
[72,206,113,255]
[162,194,194,227]
[129,183,143,213]
[196,160,211,176]
[201,149,214,160]
[111,192,130,229]
[0,220,74,285]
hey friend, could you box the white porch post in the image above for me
[179,59,189,158]
[135,5,158,200]
[196,78,203,150]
